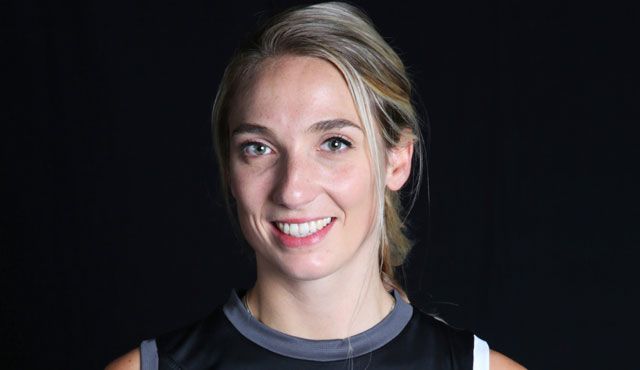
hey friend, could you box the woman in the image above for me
[108,2,525,369]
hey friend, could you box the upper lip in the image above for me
[272,217,332,223]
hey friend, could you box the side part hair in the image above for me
[212,2,425,298]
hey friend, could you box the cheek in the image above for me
[229,171,267,247]
[319,159,374,209]
[229,165,266,216]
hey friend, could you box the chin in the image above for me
[265,253,342,282]
[283,258,337,281]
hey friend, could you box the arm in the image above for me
[105,348,140,370]
[489,349,526,370]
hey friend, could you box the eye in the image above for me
[241,141,273,157]
[320,136,353,152]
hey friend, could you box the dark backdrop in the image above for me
[3,1,638,369]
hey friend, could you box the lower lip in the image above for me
[271,218,335,248]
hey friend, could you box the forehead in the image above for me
[229,55,362,131]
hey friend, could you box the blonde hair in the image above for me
[212,2,425,297]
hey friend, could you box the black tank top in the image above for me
[141,290,486,370]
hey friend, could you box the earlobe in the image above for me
[385,140,414,191]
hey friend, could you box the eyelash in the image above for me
[239,136,353,157]
[320,136,353,152]
[240,141,273,157]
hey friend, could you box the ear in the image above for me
[385,133,414,191]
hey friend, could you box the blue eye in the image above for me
[242,142,273,156]
[321,136,353,152]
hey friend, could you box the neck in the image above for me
[246,259,395,340]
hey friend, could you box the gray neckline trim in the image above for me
[222,289,413,362]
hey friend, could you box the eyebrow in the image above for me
[307,119,362,133]
[231,119,362,136]
[231,123,271,136]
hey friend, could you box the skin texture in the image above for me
[228,55,382,284]
[105,348,139,370]
[105,55,526,370]
[491,350,527,369]
[229,55,409,340]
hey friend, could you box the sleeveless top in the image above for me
[139,290,490,370]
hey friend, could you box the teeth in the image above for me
[275,217,332,238]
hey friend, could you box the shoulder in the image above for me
[401,308,475,366]
[104,307,229,370]
[410,307,474,342]
[104,348,140,370]
[155,305,247,368]
[490,349,527,370]
[156,305,230,353]
[411,308,526,369]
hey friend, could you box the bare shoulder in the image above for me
[489,349,526,370]
[105,348,140,370]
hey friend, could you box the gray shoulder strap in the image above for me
[140,339,159,370]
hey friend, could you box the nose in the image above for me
[271,152,318,209]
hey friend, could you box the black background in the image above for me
[3,1,638,369]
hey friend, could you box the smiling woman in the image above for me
[107,2,524,370]
[228,56,384,289]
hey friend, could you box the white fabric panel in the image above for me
[473,335,490,370]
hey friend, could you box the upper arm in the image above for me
[489,349,526,370]
[105,348,141,370]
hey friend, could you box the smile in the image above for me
[275,217,332,238]
[270,217,336,248]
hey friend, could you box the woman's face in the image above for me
[228,55,381,282]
